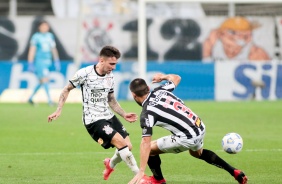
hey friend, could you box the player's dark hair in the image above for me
[129,78,149,97]
[36,20,49,31]
[100,46,121,59]
[37,20,49,28]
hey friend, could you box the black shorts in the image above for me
[85,115,129,149]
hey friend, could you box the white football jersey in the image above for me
[69,65,115,125]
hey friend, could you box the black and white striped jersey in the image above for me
[140,81,204,139]
[69,65,115,125]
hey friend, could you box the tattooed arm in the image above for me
[108,93,138,123]
[108,92,126,117]
[47,83,75,122]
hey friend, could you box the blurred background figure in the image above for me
[27,20,60,106]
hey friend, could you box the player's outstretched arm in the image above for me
[47,83,74,122]
[128,136,151,184]
[152,73,181,87]
[108,93,137,123]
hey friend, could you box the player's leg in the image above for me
[28,83,41,104]
[146,140,166,183]
[109,116,138,174]
[190,148,247,183]
[110,133,139,174]
[145,134,188,184]
[41,68,53,106]
[90,117,138,180]
[107,135,132,170]
[28,68,43,104]
[105,115,135,169]
[189,134,248,184]
[85,120,138,180]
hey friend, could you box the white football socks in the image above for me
[118,146,139,174]
[110,149,122,168]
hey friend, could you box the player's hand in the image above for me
[54,60,61,71]
[124,113,138,123]
[152,73,164,83]
[47,111,61,122]
[28,63,34,72]
[128,171,145,184]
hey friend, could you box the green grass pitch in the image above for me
[0,100,282,184]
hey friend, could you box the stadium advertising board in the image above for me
[1,61,281,102]
[215,62,282,101]
[0,62,214,102]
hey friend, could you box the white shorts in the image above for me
[157,130,206,153]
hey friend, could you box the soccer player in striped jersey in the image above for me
[47,46,139,180]
[128,73,248,184]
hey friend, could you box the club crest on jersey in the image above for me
[98,138,104,145]
[103,125,113,135]
[142,127,147,135]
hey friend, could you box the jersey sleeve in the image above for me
[30,34,38,46]
[109,75,114,93]
[153,81,176,92]
[140,111,156,137]
[49,33,56,48]
[69,68,87,87]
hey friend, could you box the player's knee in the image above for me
[127,143,133,150]
[189,149,202,158]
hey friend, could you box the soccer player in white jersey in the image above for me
[47,46,139,180]
[128,73,248,184]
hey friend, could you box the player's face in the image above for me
[100,56,118,74]
[39,23,50,33]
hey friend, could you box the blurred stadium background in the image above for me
[0,0,282,102]
[1,1,282,184]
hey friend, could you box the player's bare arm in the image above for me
[28,46,36,63]
[152,73,181,87]
[108,92,137,123]
[52,48,60,61]
[47,83,74,122]
[128,136,151,184]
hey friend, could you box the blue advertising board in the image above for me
[0,61,215,100]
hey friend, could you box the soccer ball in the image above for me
[222,133,243,154]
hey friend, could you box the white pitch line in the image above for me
[0,149,281,156]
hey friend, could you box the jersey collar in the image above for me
[94,65,106,77]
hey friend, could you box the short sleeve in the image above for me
[109,76,114,93]
[30,34,37,46]
[69,68,87,87]
[140,111,156,137]
[49,33,56,48]
[153,81,176,92]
